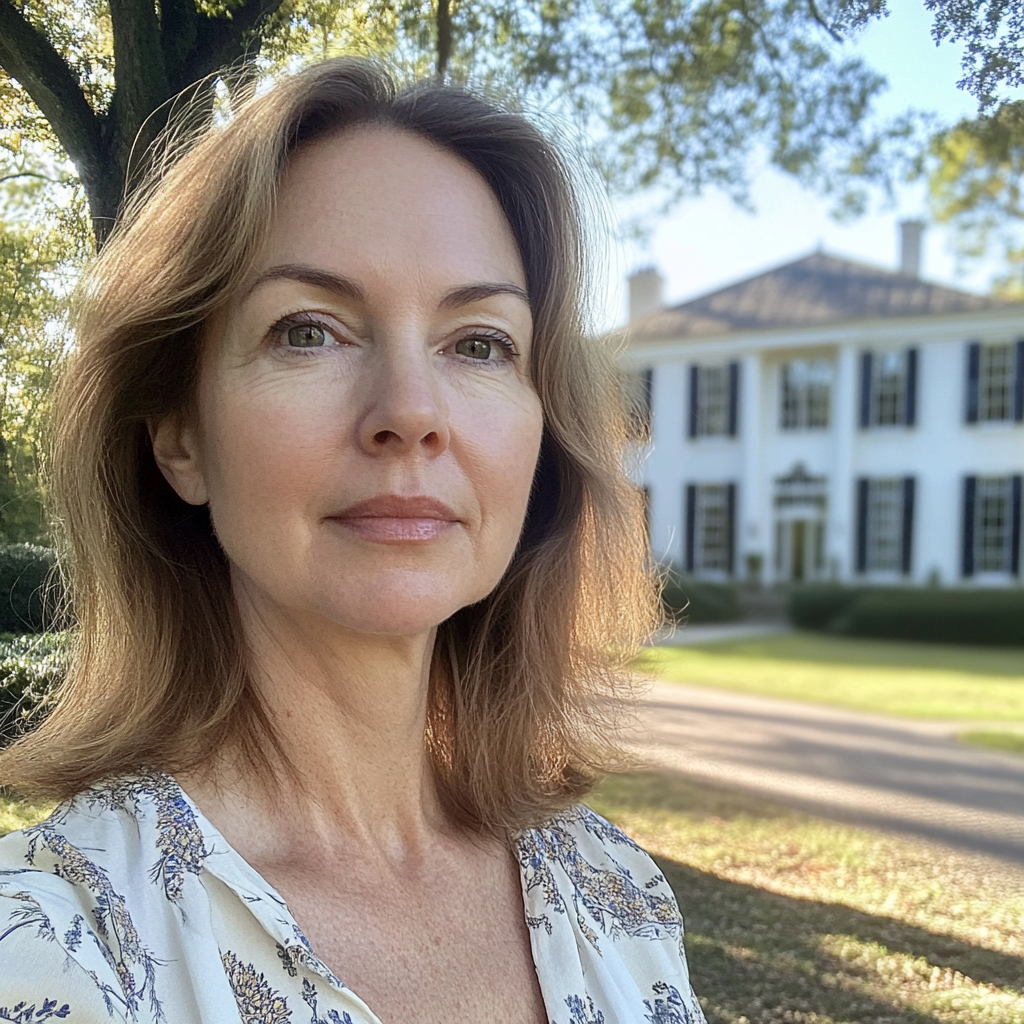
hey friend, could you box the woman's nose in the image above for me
[357,345,451,457]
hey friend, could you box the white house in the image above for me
[621,225,1024,588]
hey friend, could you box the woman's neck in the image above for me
[181,585,451,870]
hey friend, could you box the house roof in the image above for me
[628,251,1004,341]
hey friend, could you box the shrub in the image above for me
[0,632,67,743]
[661,572,740,624]
[839,588,1024,645]
[0,544,63,634]
[789,585,1024,646]
[788,586,866,631]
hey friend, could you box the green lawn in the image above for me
[589,771,1024,1024]
[959,730,1024,756]
[638,632,1024,720]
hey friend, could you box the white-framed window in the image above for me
[978,343,1015,422]
[865,478,904,572]
[975,476,1014,573]
[871,351,907,426]
[688,362,739,438]
[856,476,915,576]
[695,485,730,571]
[696,366,729,436]
[685,482,736,576]
[780,359,832,430]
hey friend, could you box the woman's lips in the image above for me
[328,495,460,543]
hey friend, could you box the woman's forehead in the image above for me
[263,127,527,297]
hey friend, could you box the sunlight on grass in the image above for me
[959,731,1024,756]
[638,633,1024,720]
[589,771,1024,1024]
[0,791,51,835]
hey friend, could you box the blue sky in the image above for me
[601,0,1016,328]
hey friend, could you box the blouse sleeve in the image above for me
[0,892,130,1023]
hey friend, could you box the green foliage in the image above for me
[0,631,66,743]
[661,570,740,624]
[788,583,866,630]
[0,543,61,634]
[928,100,1024,296]
[789,584,1024,646]
[0,0,917,249]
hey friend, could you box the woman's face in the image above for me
[154,128,544,637]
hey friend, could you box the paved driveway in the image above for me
[631,680,1024,863]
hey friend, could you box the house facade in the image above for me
[622,242,1024,588]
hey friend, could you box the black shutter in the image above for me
[904,347,918,426]
[687,365,699,438]
[1014,340,1024,423]
[855,478,869,574]
[1012,475,1022,575]
[726,482,737,576]
[859,352,873,428]
[901,477,916,576]
[962,475,977,577]
[965,342,981,424]
[727,361,740,437]
[684,484,697,573]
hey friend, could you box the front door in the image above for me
[775,517,824,583]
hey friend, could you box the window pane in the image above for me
[872,351,905,426]
[866,478,903,571]
[979,344,1014,422]
[697,366,729,436]
[696,484,729,571]
[975,476,1012,572]
[779,359,832,430]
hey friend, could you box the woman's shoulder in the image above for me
[516,801,685,941]
[0,773,208,1022]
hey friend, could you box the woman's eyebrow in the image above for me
[440,283,530,309]
[244,263,365,301]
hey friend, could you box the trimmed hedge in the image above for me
[0,632,66,742]
[789,585,1024,646]
[0,544,62,634]
[661,572,740,625]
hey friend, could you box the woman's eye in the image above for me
[455,336,493,360]
[287,323,327,347]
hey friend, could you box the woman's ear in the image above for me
[149,411,209,506]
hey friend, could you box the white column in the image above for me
[831,344,857,580]
[740,352,764,583]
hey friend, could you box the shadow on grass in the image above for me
[590,772,1024,1022]
[659,855,1023,1024]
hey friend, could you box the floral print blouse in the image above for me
[0,773,706,1024]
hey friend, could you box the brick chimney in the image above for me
[628,267,664,322]
[899,219,925,278]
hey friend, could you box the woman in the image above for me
[0,59,705,1024]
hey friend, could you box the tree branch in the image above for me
[0,0,104,189]
[186,0,287,86]
[807,0,843,42]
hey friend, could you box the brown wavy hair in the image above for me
[0,58,658,831]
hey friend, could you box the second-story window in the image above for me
[966,341,1024,424]
[980,344,1014,420]
[859,348,918,428]
[688,362,740,438]
[873,351,906,425]
[780,359,832,429]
